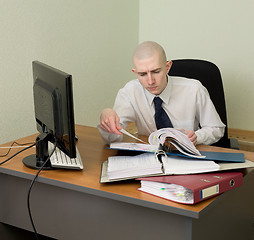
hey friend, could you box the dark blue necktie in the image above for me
[154,97,173,129]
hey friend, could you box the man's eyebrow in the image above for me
[151,68,161,72]
[137,68,161,75]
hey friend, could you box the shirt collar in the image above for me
[145,76,172,106]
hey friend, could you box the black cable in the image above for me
[27,141,57,240]
[0,140,56,239]
[0,143,36,166]
[0,141,35,157]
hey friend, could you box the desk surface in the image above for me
[1,125,254,219]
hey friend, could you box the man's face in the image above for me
[132,53,172,95]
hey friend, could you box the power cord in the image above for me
[0,141,35,157]
[0,143,36,166]
[27,141,57,240]
[0,140,56,239]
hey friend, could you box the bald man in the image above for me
[99,41,225,145]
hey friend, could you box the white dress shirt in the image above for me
[98,76,225,145]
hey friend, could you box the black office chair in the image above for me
[168,59,238,149]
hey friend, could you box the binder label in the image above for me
[200,185,219,199]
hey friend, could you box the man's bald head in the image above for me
[132,41,167,65]
[131,41,172,95]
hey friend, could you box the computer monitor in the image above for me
[22,61,76,169]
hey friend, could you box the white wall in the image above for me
[0,0,139,144]
[139,0,254,131]
[2,0,252,146]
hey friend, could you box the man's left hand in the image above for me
[185,130,197,145]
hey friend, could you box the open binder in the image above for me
[100,152,254,183]
[108,128,245,163]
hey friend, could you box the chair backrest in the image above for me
[168,59,230,148]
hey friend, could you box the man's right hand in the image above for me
[100,108,122,135]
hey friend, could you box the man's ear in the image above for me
[166,60,173,73]
[132,68,137,75]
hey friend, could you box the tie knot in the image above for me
[154,97,163,108]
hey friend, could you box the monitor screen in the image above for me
[23,61,76,169]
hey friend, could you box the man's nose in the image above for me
[147,73,154,84]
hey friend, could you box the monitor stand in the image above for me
[22,133,55,170]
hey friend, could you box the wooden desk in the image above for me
[0,125,254,240]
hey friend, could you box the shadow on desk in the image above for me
[0,222,55,240]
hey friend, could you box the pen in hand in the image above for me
[119,129,147,144]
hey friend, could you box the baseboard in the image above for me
[228,128,254,142]
[228,128,254,152]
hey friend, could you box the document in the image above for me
[107,153,163,180]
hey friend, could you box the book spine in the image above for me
[193,175,243,203]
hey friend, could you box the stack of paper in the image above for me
[139,181,194,204]
[161,155,220,174]
[109,142,158,153]
[107,153,162,180]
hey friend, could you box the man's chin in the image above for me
[148,89,160,95]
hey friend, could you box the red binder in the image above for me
[137,171,243,204]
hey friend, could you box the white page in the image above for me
[110,142,159,152]
[139,181,194,204]
[169,142,206,159]
[108,153,160,171]
[148,128,202,156]
[161,155,220,174]
[107,153,163,180]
